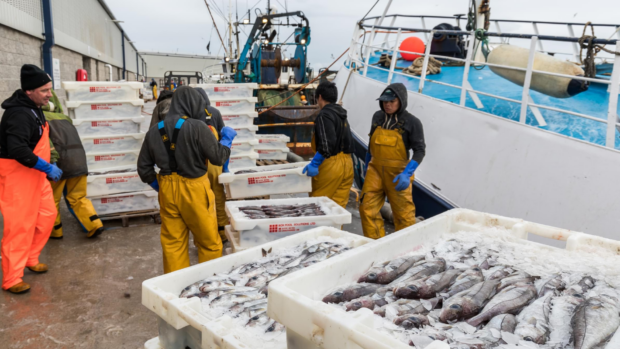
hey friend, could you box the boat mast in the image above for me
[228,0,234,58]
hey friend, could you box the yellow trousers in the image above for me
[310,152,354,209]
[50,176,103,238]
[207,162,229,241]
[158,173,222,274]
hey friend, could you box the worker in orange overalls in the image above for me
[0,64,62,294]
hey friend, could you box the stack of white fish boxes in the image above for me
[191,83,260,169]
[62,81,158,216]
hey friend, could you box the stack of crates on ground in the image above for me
[191,83,260,170]
[62,81,158,218]
[254,134,291,160]
[223,197,352,253]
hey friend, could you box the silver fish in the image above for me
[572,295,620,349]
[467,283,537,327]
[537,273,565,297]
[514,291,553,344]
[394,268,463,299]
[179,281,204,298]
[229,299,268,317]
[497,272,540,291]
[265,320,286,333]
[301,248,330,264]
[446,266,485,297]
[439,280,500,323]
[207,286,257,298]
[548,292,586,347]
[210,292,265,308]
[199,279,236,293]
[246,311,271,327]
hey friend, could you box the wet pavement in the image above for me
[0,100,395,349]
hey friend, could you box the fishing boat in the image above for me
[335,0,620,241]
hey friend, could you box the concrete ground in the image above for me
[0,100,394,349]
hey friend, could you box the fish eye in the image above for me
[450,304,461,310]
[524,337,534,342]
[368,273,377,279]
[266,327,274,332]
[408,285,418,291]
[354,302,362,307]
[335,292,343,296]
[473,268,480,271]
[252,316,259,320]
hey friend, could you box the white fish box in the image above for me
[141,227,372,349]
[219,162,311,200]
[86,150,140,171]
[73,117,144,137]
[256,134,290,149]
[210,97,257,115]
[221,112,258,127]
[190,83,258,99]
[224,225,247,253]
[231,125,258,142]
[267,208,620,349]
[90,190,159,215]
[86,169,151,197]
[254,145,290,160]
[66,100,144,119]
[80,133,145,153]
[62,81,143,101]
[225,197,352,241]
[231,138,258,156]
[228,151,259,170]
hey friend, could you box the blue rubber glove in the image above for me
[364,151,371,176]
[149,179,159,192]
[220,126,237,148]
[33,157,63,182]
[393,160,419,191]
[302,153,325,177]
[223,159,230,173]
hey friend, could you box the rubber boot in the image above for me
[87,227,104,239]
[7,282,30,294]
[27,263,48,273]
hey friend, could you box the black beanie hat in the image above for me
[21,64,52,91]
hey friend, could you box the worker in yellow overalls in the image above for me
[303,81,354,208]
[150,79,158,100]
[194,88,229,243]
[137,86,236,273]
[359,83,426,239]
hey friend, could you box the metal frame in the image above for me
[349,17,620,149]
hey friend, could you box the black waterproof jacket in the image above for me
[369,83,426,164]
[138,86,231,184]
[194,88,225,138]
[313,103,354,158]
[0,90,47,168]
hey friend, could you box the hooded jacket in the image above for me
[194,88,225,138]
[369,83,426,164]
[138,86,231,184]
[149,90,174,129]
[313,103,354,158]
[0,89,47,168]
[42,89,88,179]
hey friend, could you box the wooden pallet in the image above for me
[99,209,161,227]
[256,159,289,166]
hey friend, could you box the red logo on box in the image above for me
[214,87,234,92]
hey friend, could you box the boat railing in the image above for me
[347,21,620,149]
[364,14,620,63]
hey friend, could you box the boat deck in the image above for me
[362,53,620,149]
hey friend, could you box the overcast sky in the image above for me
[106,0,619,69]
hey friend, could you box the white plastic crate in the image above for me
[80,133,145,153]
[190,83,258,98]
[231,125,258,142]
[211,97,257,114]
[65,100,144,119]
[256,134,290,149]
[228,151,259,170]
[267,208,620,349]
[141,227,372,349]
[90,190,159,215]
[254,145,290,160]
[225,197,352,246]
[86,169,151,197]
[224,225,247,253]
[73,117,144,137]
[231,138,258,155]
[62,81,143,101]
[86,150,140,171]
[219,162,311,200]
[221,112,258,127]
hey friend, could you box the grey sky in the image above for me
[106,0,619,69]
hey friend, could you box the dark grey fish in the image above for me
[439,280,500,323]
[467,283,537,327]
[548,292,586,346]
[497,272,540,291]
[394,268,463,299]
[323,287,346,304]
[538,273,565,297]
[485,266,514,280]
[357,261,390,283]
[563,276,596,295]
[374,255,425,284]
[394,313,429,329]
[446,266,485,297]
[344,296,384,312]
[572,295,620,349]
[392,258,447,285]
[342,283,383,302]
[486,313,517,333]
[374,298,439,318]
[514,291,553,344]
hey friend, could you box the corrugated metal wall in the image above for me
[0,0,141,74]
[0,0,43,39]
